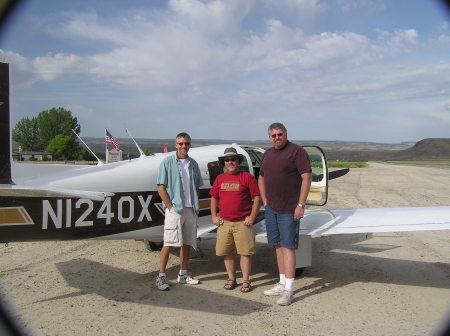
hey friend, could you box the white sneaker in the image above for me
[155,275,170,291]
[263,283,285,296]
[177,272,200,285]
[277,290,294,306]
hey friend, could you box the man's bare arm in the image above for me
[245,195,261,226]
[294,172,312,220]
[258,175,267,206]
[157,184,173,210]
[210,197,220,226]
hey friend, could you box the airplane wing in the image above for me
[194,205,450,242]
[196,216,218,239]
[0,185,113,201]
[252,206,450,240]
[197,223,218,238]
[301,206,450,235]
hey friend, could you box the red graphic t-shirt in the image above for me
[210,171,260,221]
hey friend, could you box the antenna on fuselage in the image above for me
[125,128,147,158]
[72,129,104,165]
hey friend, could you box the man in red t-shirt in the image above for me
[210,147,260,293]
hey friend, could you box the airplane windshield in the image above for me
[241,147,265,180]
[307,150,326,182]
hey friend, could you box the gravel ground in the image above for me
[1,162,449,336]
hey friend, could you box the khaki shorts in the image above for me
[163,207,197,249]
[216,220,255,256]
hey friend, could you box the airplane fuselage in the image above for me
[1,145,258,242]
[1,145,328,243]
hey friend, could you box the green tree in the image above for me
[12,117,41,151]
[45,134,81,161]
[37,107,80,149]
[80,148,97,161]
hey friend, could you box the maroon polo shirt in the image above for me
[260,141,311,213]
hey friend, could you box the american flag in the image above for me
[105,129,119,150]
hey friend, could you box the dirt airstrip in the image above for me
[1,162,449,336]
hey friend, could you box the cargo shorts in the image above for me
[216,220,255,256]
[163,207,197,249]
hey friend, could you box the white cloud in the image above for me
[0,50,83,85]
[439,20,449,33]
[337,0,387,13]
[169,0,252,35]
[32,53,83,81]
[264,0,326,16]
[4,1,450,141]
[3,8,444,108]
[388,29,418,49]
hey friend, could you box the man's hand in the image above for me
[294,206,304,221]
[212,215,221,226]
[244,216,255,226]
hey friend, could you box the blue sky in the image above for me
[1,0,449,143]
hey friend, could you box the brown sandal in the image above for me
[224,278,237,290]
[240,280,252,293]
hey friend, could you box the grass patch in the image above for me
[328,161,368,168]
[386,160,450,166]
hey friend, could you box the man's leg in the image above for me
[263,208,286,296]
[156,246,171,291]
[177,208,199,284]
[275,215,299,306]
[275,245,284,275]
[224,254,236,279]
[240,255,251,281]
[159,245,171,273]
[240,255,252,292]
[177,244,200,284]
[179,244,190,271]
[157,205,181,290]
[282,247,296,279]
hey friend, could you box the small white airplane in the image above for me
[1,62,450,274]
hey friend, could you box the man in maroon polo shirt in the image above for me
[258,122,312,306]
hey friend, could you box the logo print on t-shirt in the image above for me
[220,181,240,191]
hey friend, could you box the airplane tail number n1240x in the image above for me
[1,62,449,270]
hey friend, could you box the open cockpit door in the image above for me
[205,145,328,206]
[240,146,264,180]
[304,146,328,206]
[206,145,265,186]
[241,145,328,206]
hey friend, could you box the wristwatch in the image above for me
[298,203,306,209]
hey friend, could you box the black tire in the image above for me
[295,267,305,278]
[143,240,163,251]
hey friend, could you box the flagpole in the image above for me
[105,129,107,163]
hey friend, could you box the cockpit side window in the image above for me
[238,157,250,173]
[241,148,264,180]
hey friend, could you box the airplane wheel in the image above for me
[143,240,163,251]
[295,267,305,278]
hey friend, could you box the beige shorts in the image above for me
[163,207,197,249]
[216,220,255,256]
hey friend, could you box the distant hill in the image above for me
[325,138,450,161]
[392,138,450,160]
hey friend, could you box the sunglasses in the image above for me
[224,157,238,162]
[270,133,284,138]
[177,142,191,146]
